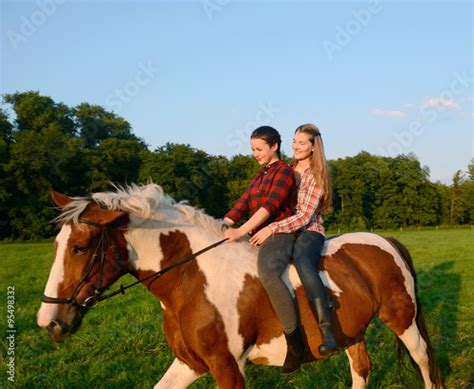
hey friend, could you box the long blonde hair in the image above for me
[294,123,331,214]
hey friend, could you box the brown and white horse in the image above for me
[37,184,442,388]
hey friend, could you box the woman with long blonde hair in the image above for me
[250,123,338,374]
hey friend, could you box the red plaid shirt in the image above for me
[268,167,325,236]
[225,160,296,233]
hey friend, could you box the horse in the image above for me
[37,184,442,388]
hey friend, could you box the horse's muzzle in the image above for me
[44,310,86,342]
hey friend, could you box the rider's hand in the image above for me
[249,226,272,246]
[224,227,245,242]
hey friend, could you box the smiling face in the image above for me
[292,131,315,162]
[250,137,279,166]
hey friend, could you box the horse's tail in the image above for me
[385,237,443,388]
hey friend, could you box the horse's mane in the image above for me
[55,184,223,236]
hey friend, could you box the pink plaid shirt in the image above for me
[268,167,325,236]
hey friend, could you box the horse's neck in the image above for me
[126,223,217,308]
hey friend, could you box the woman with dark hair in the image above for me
[223,126,295,241]
[250,123,338,374]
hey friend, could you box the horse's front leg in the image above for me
[207,354,246,389]
[154,358,204,389]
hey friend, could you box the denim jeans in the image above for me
[293,230,326,301]
[258,230,327,333]
[257,233,297,333]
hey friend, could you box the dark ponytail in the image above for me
[250,126,282,159]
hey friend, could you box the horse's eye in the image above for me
[73,245,88,254]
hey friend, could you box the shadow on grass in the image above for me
[363,260,460,388]
[416,261,460,382]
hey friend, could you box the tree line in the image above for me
[0,91,472,239]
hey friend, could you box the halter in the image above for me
[41,219,121,311]
[41,219,228,311]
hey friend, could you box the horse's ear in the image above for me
[96,209,128,226]
[50,189,72,209]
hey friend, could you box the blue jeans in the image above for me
[258,230,327,333]
[293,230,326,301]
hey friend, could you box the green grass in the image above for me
[1,229,473,388]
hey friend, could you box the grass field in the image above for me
[1,228,473,388]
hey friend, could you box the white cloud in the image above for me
[421,97,460,111]
[372,107,405,118]
[372,95,465,120]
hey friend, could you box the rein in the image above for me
[86,236,228,307]
[41,219,228,310]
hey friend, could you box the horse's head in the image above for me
[37,190,130,342]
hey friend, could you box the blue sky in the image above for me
[1,0,472,183]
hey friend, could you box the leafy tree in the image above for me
[139,143,229,217]
[449,170,469,224]
[1,93,80,238]
[0,107,13,143]
[1,92,144,238]
[226,155,259,207]
[375,154,436,228]
[0,107,14,237]
[4,127,83,238]
[74,103,141,148]
[330,153,441,230]
[436,161,473,225]
[412,182,442,226]
[468,159,474,181]
[4,91,75,135]
[201,155,230,217]
[2,92,84,233]
[330,152,387,230]
[0,90,470,238]
[434,181,451,225]
[465,160,474,223]
[83,138,148,193]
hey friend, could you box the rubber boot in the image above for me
[281,327,305,375]
[312,297,339,356]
